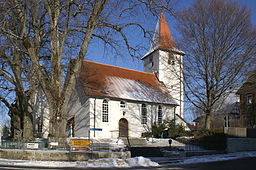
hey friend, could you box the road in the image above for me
[1,157,256,170]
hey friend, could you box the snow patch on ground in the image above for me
[175,151,256,165]
[145,138,185,147]
[0,156,159,168]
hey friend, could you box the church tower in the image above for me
[142,13,185,118]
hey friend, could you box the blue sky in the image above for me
[86,0,256,122]
[87,0,256,72]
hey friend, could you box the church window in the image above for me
[247,94,253,105]
[158,106,163,124]
[67,117,75,137]
[168,53,175,65]
[37,117,43,134]
[141,103,147,124]
[149,56,154,67]
[224,116,229,127]
[168,59,175,65]
[120,101,126,108]
[102,99,109,122]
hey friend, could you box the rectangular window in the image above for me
[141,104,147,124]
[247,94,253,105]
[224,116,229,127]
[37,117,43,134]
[120,101,126,108]
[67,118,75,137]
[158,106,163,124]
[102,100,109,122]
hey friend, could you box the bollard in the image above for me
[168,139,172,149]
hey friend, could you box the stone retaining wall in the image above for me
[227,138,256,153]
[224,127,256,138]
[0,149,130,161]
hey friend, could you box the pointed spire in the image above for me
[150,13,176,51]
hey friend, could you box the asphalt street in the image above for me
[1,157,256,170]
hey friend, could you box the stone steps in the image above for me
[120,138,147,147]
[130,147,163,157]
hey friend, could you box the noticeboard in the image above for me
[26,143,39,149]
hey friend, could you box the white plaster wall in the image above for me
[158,50,184,118]
[67,81,90,137]
[144,51,160,74]
[143,50,184,119]
[87,98,175,139]
[33,88,49,138]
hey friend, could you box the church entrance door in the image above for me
[119,118,128,137]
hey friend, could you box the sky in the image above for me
[86,0,256,122]
[87,0,256,72]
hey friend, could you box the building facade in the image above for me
[237,70,256,127]
[36,13,186,139]
[142,13,185,118]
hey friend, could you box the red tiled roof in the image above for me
[79,60,177,105]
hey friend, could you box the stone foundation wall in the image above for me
[0,149,130,161]
[227,138,256,153]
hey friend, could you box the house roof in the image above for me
[79,60,178,105]
[142,13,185,59]
[237,70,256,94]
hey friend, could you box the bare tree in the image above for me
[0,0,176,143]
[177,0,256,129]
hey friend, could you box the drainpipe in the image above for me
[174,106,176,126]
[151,104,153,143]
[94,98,96,137]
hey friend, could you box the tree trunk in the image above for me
[47,98,68,147]
[22,114,34,141]
[205,113,212,130]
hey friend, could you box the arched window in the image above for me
[102,99,109,122]
[158,106,163,124]
[120,101,126,108]
[141,103,147,124]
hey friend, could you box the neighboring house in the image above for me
[65,13,186,139]
[237,70,256,128]
[31,13,187,140]
[193,90,240,129]
[0,125,3,143]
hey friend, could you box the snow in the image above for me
[106,77,177,105]
[0,156,158,168]
[1,150,256,168]
[150,151,256,166]
[180,151,256,165]
[145,138,185,147]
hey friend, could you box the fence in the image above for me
[1,141,49,150]
[0,140,122,152]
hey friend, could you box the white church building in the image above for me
[65,13,186,139]
[35,14,187,139]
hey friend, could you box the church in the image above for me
[35,14,187,139]
[64,13,186,139]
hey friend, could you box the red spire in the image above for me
[142,13,184,59]
[158,13,176,49]
[149,13,176,52]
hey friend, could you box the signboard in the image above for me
[49,142,58,146]
[70,139,91,146]
[26,143,39,149]
[71,147,91,151]
[89,128,103,131]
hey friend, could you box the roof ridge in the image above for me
[84,60,155,76]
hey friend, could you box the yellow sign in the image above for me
[70,140,91,146]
